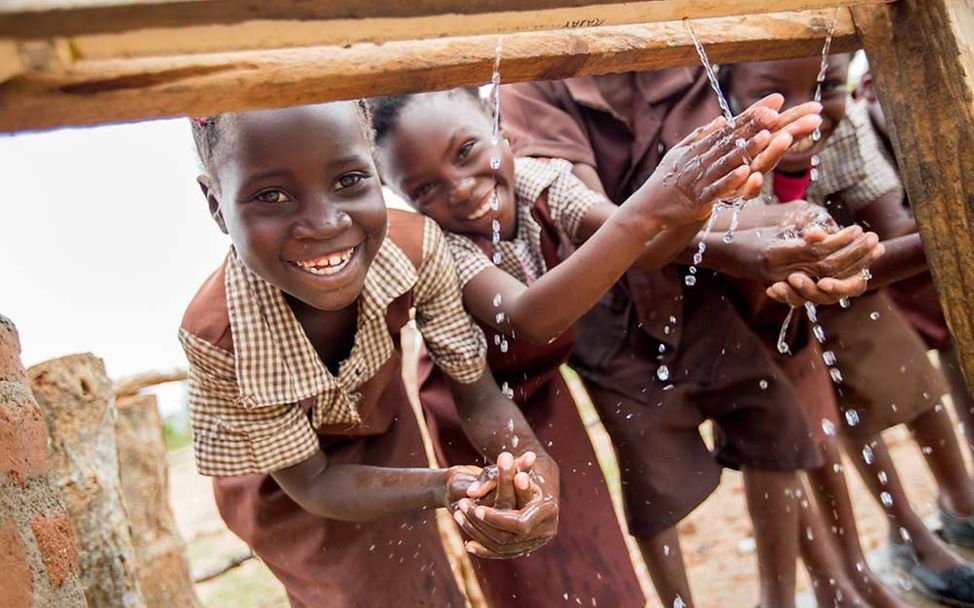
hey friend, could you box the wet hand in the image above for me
[641,95,821,230]
[451,452,559,559]
[765,227,886,306]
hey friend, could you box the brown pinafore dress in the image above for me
[212,218,468,608]
[418,192,646,607]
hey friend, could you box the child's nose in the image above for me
[447,177,476,207]
[293,201,352,239]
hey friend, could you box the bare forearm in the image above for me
[500,212,662,343]
[864,233,927,289]
[272,455,448,521]
[449,375,551,468]
[634,221,707,270]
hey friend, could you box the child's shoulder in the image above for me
[181,256,232,353]
[385,208,429,270]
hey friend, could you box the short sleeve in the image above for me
[839,103,904,210]
[445,233,495,289]
[412,218,488,384]
[541,159,607,244]
[814,100,904,212]
[179,329,319,477]
[501,81,598,167]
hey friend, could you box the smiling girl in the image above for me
[180,101,561,607]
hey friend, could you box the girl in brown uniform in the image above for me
[180,100,563,607]
[371,88,823,606]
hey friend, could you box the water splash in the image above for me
[811,9,841,143]
[685,207,720,286]
[488,36,503,265]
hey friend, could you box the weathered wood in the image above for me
[27,354,146,608]
[37,0,888,62]
[0,0,887,39]
[115,394,201,607]
[113,368,187,398]
[853,1,974,394]
[0,9,859,133]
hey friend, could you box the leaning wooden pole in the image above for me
[28,354,146,608]
[852,1,974,394]
[115,393,201,607]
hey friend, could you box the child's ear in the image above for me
[198,175,229,235]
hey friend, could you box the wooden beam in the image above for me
[0,9,858,132]
[0,0,887,40]
[853,1,974,393]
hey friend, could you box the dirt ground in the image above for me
[168,359,962,607]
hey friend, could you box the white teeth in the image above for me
[467,200,491,220]
[293,248,354,275]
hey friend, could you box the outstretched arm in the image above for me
[465,97,822,344]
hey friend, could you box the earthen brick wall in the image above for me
[0,315,85,607]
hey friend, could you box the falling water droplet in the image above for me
[673,594,687,608]
[777,307,796,355]
[870,311,880,320]
[490,157,501,170]
[492,293,502,307]
[759,379,769,390]
[922,446,933,455]
[805,301,818,323]
[862,445,875,465]
[829,368,844,384]
[813,325,826,343]
[900,527,912,543]
[822,350,837,366]
[839,297,851,308]
[844,409,860,427]
[833,462,844,473]
[512,434,519,448]
[499,339,509,353]
[822,419,836,436]
[684,275,697,287]
[507,418,514,432]
[878,471,888,484]
[657,365,671,382]
[880,492,894,508]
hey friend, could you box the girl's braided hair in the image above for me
[189,100,376,186]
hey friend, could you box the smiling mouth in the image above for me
[290,247,355,276]
[466,191,495,221]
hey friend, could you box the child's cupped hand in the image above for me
[640,94,822,230]
[448,451,559,559]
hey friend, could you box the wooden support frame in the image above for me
[0,9,858,132]
[854,1,974,393]
[0,0,887,41]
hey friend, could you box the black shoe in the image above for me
[889,541,974,607]
[941,505,974,549]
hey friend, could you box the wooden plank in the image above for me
[0,0,887,39]
[853,1,974,392]
[0,9,858,132]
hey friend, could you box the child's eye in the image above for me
[413,183,435,201]
[823,79,847,93]
[335,172,368,191]
[457,141,476,161]
[254,189,291,204]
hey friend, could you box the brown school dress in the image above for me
[179,211,486,608]
[418,161,646,607]
[501,70,821,538]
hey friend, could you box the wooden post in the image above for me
[115,393,201,607]
[0,316,86,608]
[852,1,974,393]
[27,354,146,608]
